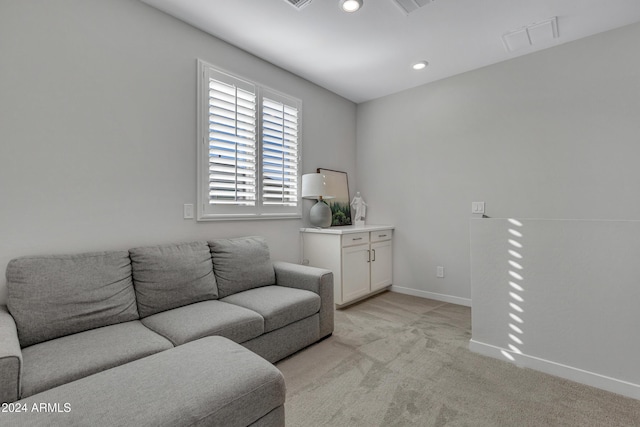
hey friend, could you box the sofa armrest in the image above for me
[0,305,22,403]
[273,261,334,338]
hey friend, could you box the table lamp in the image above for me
[302,173,334,228]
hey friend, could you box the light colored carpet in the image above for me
[276,291,640,426]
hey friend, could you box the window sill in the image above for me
[196,213,302,222]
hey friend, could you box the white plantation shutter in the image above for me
[207,77,257,206]
[262,94,299,208]
[197,60,302,220]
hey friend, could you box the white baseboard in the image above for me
[390,286,472,307]
[469,339,640,400]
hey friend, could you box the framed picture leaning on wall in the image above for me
[317,168,352,226]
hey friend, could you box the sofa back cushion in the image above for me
[129,242,218,317]
[209,236,275,298]
[6,251,139,348]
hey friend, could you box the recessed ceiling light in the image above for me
[412,61,429,70]
[340,0,363,13]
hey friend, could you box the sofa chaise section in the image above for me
[4,337,286,427]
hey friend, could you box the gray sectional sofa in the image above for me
[0,236,334,426]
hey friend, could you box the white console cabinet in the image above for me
[300,225,393,307]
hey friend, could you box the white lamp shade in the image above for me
[302,173,335,199]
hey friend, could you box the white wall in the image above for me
[356,22,640,303]
[0,0,356,304]
[470,218,640,399]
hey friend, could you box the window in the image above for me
[197,60,302,220]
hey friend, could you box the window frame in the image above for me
[196,60,302,221]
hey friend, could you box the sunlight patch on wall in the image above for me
[501,218,525,363]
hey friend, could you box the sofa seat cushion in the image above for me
[209,236,276,298]
[8,337,285,427]
[130,241,218,317]
[7,251,139,347]
[21,320,172,398]
[221,285,321,333]
[141,300,264,346]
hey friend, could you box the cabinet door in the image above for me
[370,240,392,291]
[342,244,371,303]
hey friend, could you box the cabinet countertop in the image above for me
[300,225,394,235]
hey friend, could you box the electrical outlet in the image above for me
[437,266,445,278]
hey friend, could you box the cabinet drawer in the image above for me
[342,232,369,247]
[370,229,392,242]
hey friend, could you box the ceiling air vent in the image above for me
[393,0,434,15]
[502,17,559,52]
[284,0,313,10]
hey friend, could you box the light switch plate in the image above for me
[472,202,485,214]
[183,203,194,219]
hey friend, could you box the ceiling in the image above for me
[140,0,640,103]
